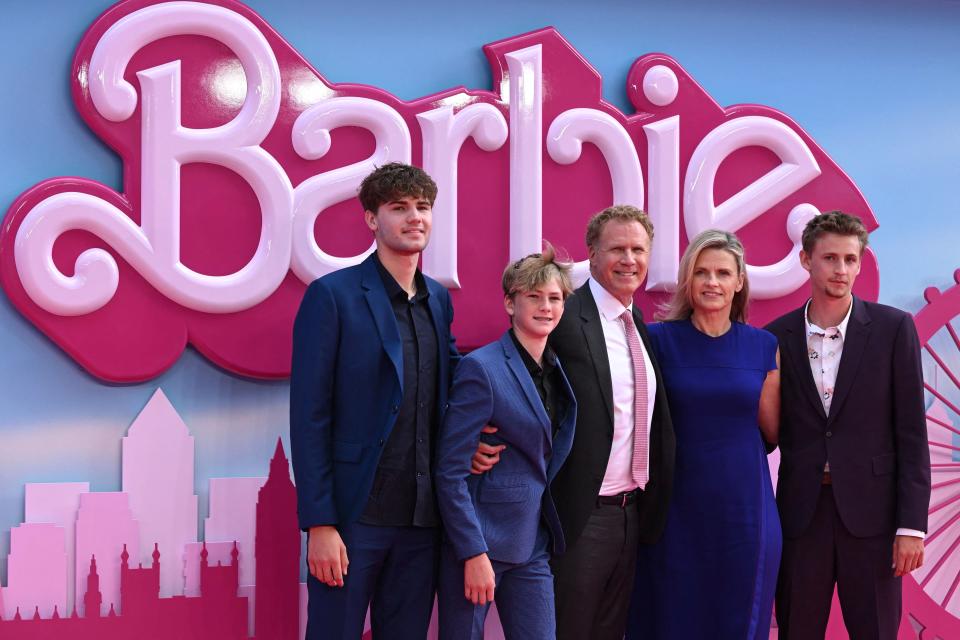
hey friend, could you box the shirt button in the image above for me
[417,471,424,478]
[417,438,424,444]
[826,431,833,438]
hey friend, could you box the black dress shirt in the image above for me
[509,330,566,436]
[360,254,440,527]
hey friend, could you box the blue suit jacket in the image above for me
[435,331,577,564]
[289,254,459,530]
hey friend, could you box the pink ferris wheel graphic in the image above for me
[901,268,960,639]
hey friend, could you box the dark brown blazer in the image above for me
[549,281,676,547]
[765,297,930,538]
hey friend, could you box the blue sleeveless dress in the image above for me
[628,319,781,639]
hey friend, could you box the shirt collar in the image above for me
[804,298,853,339]
[588,277,633,323]
[372,252,428,302]
[509,329,557,375]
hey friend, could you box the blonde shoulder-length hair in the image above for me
[657,229,750,322]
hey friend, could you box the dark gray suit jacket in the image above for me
[549,281,675,547]
[766,297,930,538]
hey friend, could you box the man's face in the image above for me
[800,232,862,301]
[364,195,433,257]
[505,279,566,341]
[589,220,651,306]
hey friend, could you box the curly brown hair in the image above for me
[358,163,438,213]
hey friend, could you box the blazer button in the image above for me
[378,438,385,446]
[391,405,399,414]
[825,431,833,438]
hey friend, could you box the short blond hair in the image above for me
[502,242,574,299]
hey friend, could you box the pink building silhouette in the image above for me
[184,541,237,597]
[253,440,300,640]
[0,437,303,639]
[122,389,198,598]
[24,482,89,615]
[74,492,139,616]
[4,523,67,619]
[204,476,266,588]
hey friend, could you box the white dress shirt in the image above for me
[804,300,923,539]
[589,278,657,494]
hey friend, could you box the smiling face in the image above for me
[364,196,433,258]
[689,247,744,316]
[588,220,651,306]
[505,279,566,341]
[800,232,862,301]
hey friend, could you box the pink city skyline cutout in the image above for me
[0,0,879,383]
[0,390,302,639]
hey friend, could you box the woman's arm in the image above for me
[758,349,781,445]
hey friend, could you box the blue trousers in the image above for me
[305,522,439,640]
[438,527,555,640]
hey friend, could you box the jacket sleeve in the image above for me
[289,279,340,530]
[443,288,462,382]
[435,357,494,561]
[892,313,931,532]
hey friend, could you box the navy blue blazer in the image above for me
[289,254,459,530]
[435,331,577,565]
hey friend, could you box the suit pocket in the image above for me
[872,453,897,476]
[333,440,363,462]
[477,473,528,502]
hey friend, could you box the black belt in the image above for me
[597,490,639,508]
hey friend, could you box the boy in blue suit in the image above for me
[290,163,459,640]
[435,246,578,639]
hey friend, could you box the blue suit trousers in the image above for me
[305,522,439,640]
[438,526,555,640]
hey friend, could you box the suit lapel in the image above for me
[577,284,615,426]
[547,364,577,482]
[360,257,403,387]
[827,297,871,423]
[782,306,828,421]
[426,279,448,389]
[500,333,552,437]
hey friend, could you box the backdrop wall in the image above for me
[0,0,957,636]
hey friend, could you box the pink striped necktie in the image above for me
[620,310,649,488]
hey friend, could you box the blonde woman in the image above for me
[627,230,781,640]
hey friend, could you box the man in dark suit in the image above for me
[474,205,675,640]
[290,163,459,640]
[766,211,930,639]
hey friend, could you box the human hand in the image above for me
[308,525,349,587]
[464,553,496,604]
[470,425,506,474]
[892,535,924,577]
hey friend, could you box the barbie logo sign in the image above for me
[0,0,879,382]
